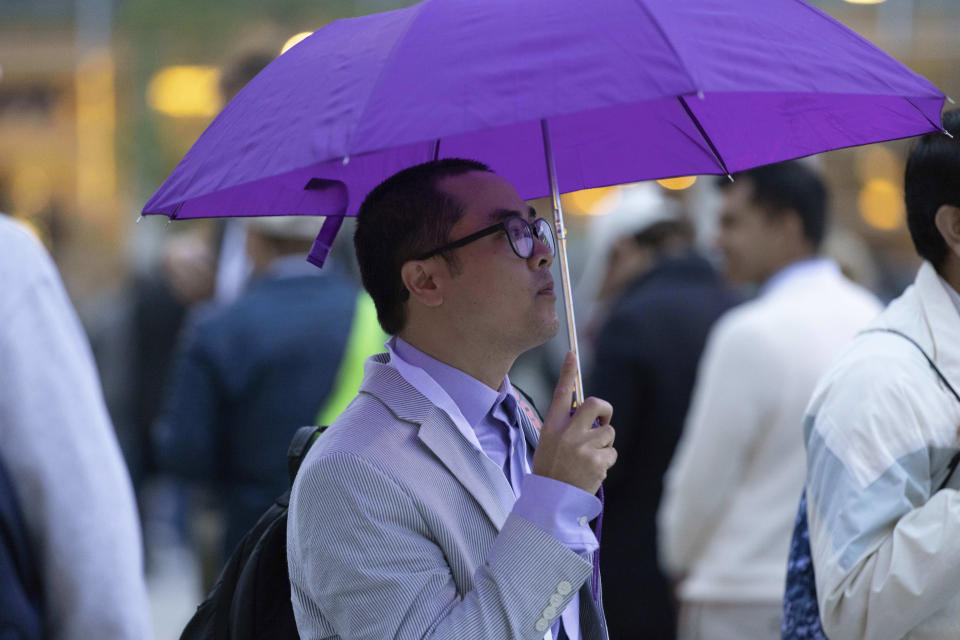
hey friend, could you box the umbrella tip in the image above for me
[726,173,735,183]
[136,215,143,223]
[944,128,955,140]
[948,96,956,105]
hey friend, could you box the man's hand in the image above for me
[532,352,617,495]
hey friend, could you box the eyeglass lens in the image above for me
[505,217,555,258]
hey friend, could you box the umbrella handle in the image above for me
[541,119,585,408]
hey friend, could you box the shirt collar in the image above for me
[759,256,837,296]
[392,336,511,427]
[938,274,960,317]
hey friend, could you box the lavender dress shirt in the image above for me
[390,337,600,640]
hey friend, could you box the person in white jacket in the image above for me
[804,110,960,639]
[659,161,881,640]
[0,214,152,639]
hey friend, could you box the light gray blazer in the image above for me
[287,353,608,640]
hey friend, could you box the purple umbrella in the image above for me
[143,0,947,403]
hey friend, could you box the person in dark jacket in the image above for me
[154,216,360,560]
[589,211,739,640]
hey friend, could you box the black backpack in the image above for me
[180,425,324,640]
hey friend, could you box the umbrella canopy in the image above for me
[143,0,945,223]
[141,0,946,408]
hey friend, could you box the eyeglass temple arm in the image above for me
[416,225,501,260]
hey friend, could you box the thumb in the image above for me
[544,352,577,431]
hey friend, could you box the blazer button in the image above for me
[550,593,564,607]
[535,618,549,632]
[556,581,572,595]
[542,605,558,619]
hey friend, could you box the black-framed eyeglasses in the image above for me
[416,215,556,260]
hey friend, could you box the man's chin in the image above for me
[537,316,561,343]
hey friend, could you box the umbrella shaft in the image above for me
[554,216,584,406]
[541,120,585,408]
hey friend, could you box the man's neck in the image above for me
[938,254,960,296]
[761,249,818,287]
[397,327,514,391]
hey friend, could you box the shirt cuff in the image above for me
[513,474,602,555]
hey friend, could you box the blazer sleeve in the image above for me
[288,450,593,640]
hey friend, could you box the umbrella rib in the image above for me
[902,97,952,137]
[677,95,732,180]
[344,1,434,158]
[632,0,702,91]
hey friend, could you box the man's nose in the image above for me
[529,236,554,269]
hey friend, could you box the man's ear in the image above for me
[935,204,960,256]
[778,208,806,243]
[400,259,444,307]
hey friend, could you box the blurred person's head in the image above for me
[355,159,558,378]
[905,109,960,284]
[715,161,826,286]
[220,52,274,101]
[162,228,217,304]
[244,216,321,273]
[597,216,694,303]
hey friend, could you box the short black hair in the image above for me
[220,52,273,101]
[904,109,960,270]
[718,160,827,249]
[632,219,694,251]
[354,158,491,334]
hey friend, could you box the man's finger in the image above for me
[570,397,613,432]
[544,352,578,430]
[590,424,615,449]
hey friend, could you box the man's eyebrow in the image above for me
[488,206,537,223]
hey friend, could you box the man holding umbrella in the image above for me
[137,2,948,636]
[287,159,616,640]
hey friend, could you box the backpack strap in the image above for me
[287,425,327,486]
[861,328,960,487]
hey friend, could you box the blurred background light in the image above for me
[10,163,53,216]
[146,65,222,118]
[76,50,116,220]
[855,144,901,184]
[564,185,623,216]
[281,31,313,54]
[656,176,697,191]
[858,178,905,231]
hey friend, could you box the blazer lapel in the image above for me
[418,414,509,529]
[360,355,509,530]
